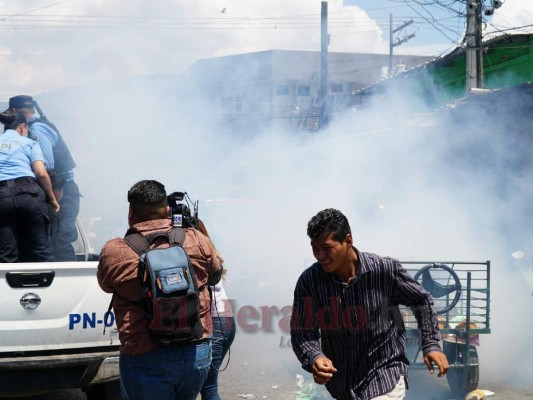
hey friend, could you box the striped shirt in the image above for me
[290,248,442,400]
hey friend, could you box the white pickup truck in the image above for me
[0,220,120,399]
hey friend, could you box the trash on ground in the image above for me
[295,374,305,389]
[295,383,318,400]
[465,389,495,400]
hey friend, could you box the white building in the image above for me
[183,50,432,133]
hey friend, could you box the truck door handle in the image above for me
[6,271,55,288]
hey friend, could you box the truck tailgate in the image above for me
[0,261,118,352]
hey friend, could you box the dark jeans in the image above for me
[120,340,211,400]
[52,180,80,261]
[0,180,53,263]
[201,316,236,400]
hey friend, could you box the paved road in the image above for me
[6,374,533,400]
[4,337,533,400]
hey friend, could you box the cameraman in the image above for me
[97,180,223,400]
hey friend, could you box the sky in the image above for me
[0,0,531,96]
[0,0,532,396]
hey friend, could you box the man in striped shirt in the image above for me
[290,208,448,400]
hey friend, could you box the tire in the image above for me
[85,381,121,400]
[443,342,479,397]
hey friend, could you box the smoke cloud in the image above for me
[0,0,532,397]
[40,68,531,396]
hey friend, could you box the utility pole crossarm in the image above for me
[394,33,416,48]
[392,19,413,34]
[389,15,415,78]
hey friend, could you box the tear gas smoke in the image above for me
[1,1,531,397]
[35,69,532,396]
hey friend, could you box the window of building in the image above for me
[235,96,243,112]
[297,85,310,96]
[276,84,290,96]
[331,83,343,93]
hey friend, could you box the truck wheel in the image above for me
[443,342,479,397]
[85,381,121,400]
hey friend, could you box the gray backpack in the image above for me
[118,228,204,343]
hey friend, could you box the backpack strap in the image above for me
[103,231,166,336]
[168,227,185,246]
[124,228,184,253]
[124,233,151,255]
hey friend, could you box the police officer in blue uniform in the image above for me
[0,111,60,262]
[5,95,80,261]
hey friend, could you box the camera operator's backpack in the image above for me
[123,227,204,343]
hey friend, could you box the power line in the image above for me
[0,0,77,21]
[484,23,533,35]
[0,4,468,42]
[401,0,462,43]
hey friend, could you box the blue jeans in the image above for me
[201,317,236,400]
[120,340,211,400]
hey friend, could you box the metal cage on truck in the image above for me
[400,260,491,397]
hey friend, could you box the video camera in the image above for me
[167,191,199,229]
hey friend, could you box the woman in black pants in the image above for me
[0,111,59,262]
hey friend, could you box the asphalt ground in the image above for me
[3,334,532,400]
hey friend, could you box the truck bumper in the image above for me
[0,349,120,394]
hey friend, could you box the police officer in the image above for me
[5,95,80,261]
[0,111,60,263]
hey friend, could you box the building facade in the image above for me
[183,50,432,134]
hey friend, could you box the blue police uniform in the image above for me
[0,129,53,262]
[29,115,80,261]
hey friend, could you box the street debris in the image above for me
[296,374,305,388]
[294,373,319,400]
[465,389,495,400]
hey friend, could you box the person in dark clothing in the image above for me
[5,95,80,261]
[290,208,449,400]
[0,111,60,262]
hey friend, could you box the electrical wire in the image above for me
[0,0,77,21]
[401,0,464,43]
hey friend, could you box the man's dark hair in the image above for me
[307,208,351,242]
[127,180,167,221]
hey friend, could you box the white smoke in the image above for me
[32,70,531,395]
[0,0,532,396]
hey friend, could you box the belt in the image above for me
[160,338,210,348]
[0,176,35,188]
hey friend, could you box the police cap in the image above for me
[5,95,35,111]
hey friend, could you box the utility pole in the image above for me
[320,1,329,129]
[465,1,477,91]
[389,14,415,78]
[465,0,483,91]
[475,0,483,88]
